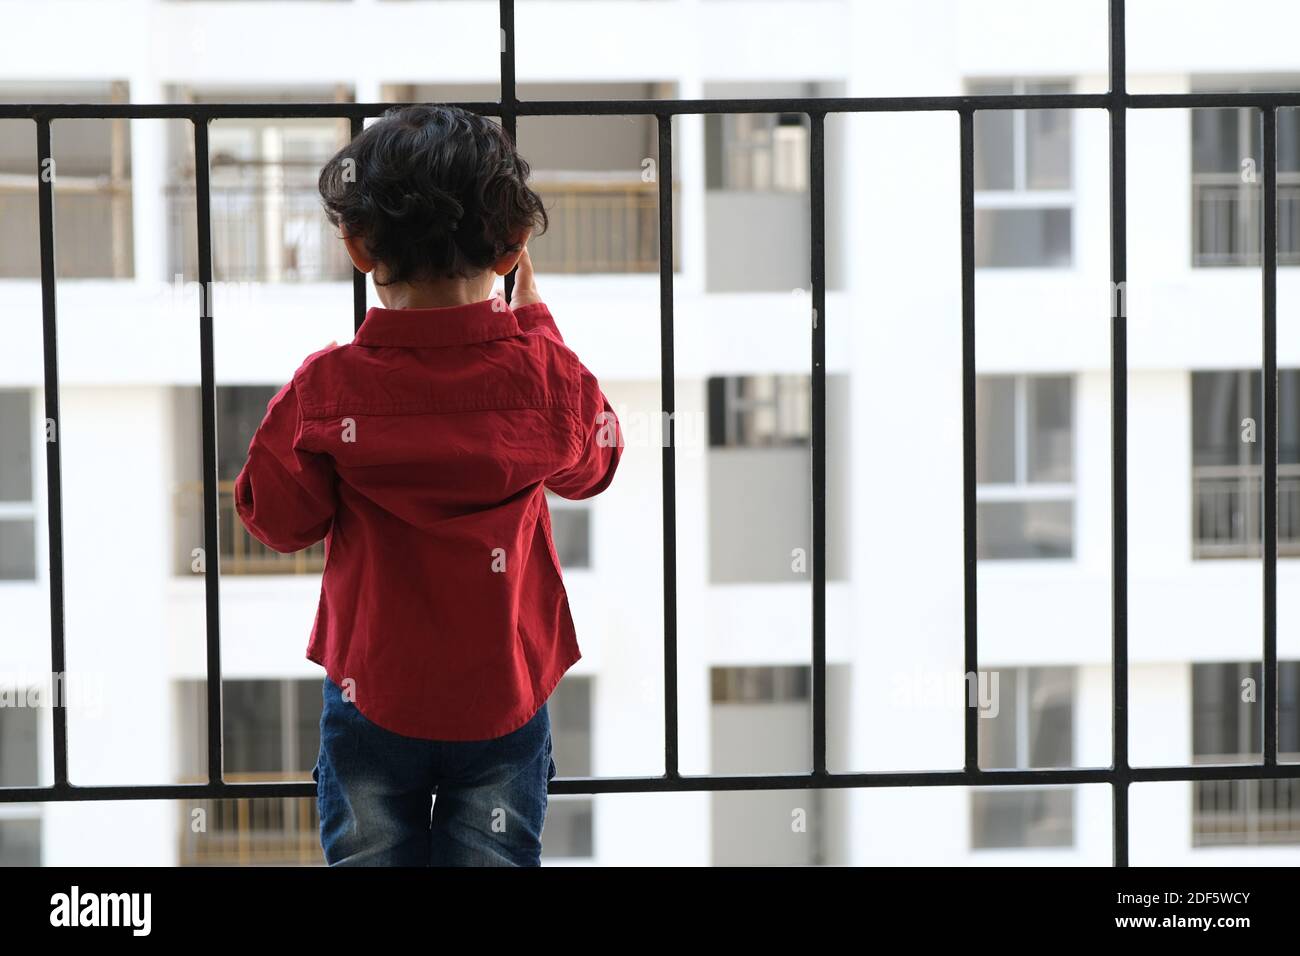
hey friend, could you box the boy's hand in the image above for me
[508,246,543,310]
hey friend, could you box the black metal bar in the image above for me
[1109,0,1131,868]
[959,109,979,774]
[12,91,1300,122]
[35,118,69,791]
[657,113,679,779]
[809,112,827,777]
[194,117,224,786]
[4,759,1300,805]
[350,115,367,333]
[1262,107,1279,768]
[500,0,517,303]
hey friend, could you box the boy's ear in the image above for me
[492,228,533,276]
[341,232,376,274]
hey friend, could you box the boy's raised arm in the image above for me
[546,357,623,500]
[234,376,338,553]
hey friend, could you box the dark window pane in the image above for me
[1028,667,1074,768]
[0,519,36,581]
[975,208,1072,267]
[969,80,1015,191]
[973,108,1015,191]
[550,676,592,778]
[1192,662,1260,759]
[0,819,40,866]
[1025,109,1070,189]
[217,386,279,481]
[977,500,1073,559]
[0,701,39,787]
[1027,376,1073,482]
[0,390,33,502]
[223,680,283,774]
[1192,370,1257,467]
[978,668,1020,769]
[972,789,1073,849]
[293,678,321,773]
[975,376,1016,484]
[549,506,591,569]
[1193,108,1241,174]
[542,799,594,859]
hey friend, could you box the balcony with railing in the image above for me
[1193,171,1300,266]
[177,772,320,866]
[167,162,675,281]
[1193,755,1300,846]
[1192,463,1300,558]
[176,479,324,574]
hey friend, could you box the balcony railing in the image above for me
[167,176,353,283]
[1193,755,1300,846]
[0,173,132,278]
[176,479,324,575]
[10,0,1300,871]
[1192,463,1300,558]
[529,174,677,274]
[168,169,676,281]
[1193,171,1300,266]
[178,772,319,866]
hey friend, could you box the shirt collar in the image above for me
[353,295,523,348]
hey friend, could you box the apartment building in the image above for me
[1,0,1298,865]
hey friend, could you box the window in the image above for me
[711,665,826,865]
[0,82,134,279]
[542,676,594,860]
[0,694,41,865]
[1192,662,1300,846]
[705,112,809,193]
[972,667,1075,849]
[1191,79,1300,266]
[546,492,592,570]
[702,82,825,292]
[975,374,1074,560]
[969,78,1073,268]
[707,374,810,448]
[176,678,321,865]
[706,374,810,583]
[1191,370,1300,558]
[0,389,36,581]
[173,385,325,575]
[167,88,352,283]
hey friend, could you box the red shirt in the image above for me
[233,297,622,740]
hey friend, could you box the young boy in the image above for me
[233,105,622,867]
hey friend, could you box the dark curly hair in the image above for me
[318,105,548,285]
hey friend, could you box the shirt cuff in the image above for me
[512,302,564,343]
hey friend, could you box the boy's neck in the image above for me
[376,272,497,311]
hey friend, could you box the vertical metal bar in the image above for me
[1262,106,1279,767]
[959,108,979,774]
[809,112,827,776]
[499,0,518,303]
[658,113,679,778]
[1109,0,1131,867]
[35,117,69,790]
[194,116,224,785]
[349,115,367,334]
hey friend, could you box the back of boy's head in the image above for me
[319,105,548,285]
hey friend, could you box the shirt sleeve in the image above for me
[547,355,623,501]
[233,375,337,553]
[513,301,622,498]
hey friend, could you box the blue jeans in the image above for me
[313,676,556,866]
